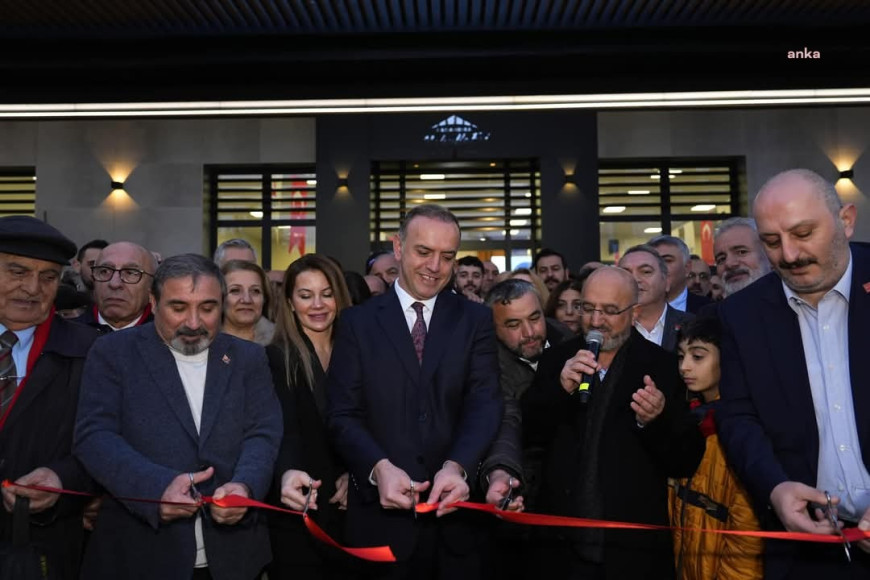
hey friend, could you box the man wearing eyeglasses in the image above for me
[687,255,713,297]
[522,266,704,580]
[75,242,156,333]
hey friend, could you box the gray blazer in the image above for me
[74,323,282,580]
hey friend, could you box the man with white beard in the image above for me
[713,217,772,297]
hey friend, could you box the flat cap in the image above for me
[0,216,77,265]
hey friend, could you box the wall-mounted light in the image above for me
[110,180,125,191]
[337,177,349,188]
[839,169,855,180]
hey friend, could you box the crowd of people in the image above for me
[1,167,868,580]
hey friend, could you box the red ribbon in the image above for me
[2,480,395,562]
[5,480,866,557]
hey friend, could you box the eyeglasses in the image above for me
[579,302,636,318]
[92,266,154,284]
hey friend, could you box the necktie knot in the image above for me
[0,330,17,350]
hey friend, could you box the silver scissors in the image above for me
[188,472,202,504]
[302,478,314,516]
[409,481,417,520]
[499,477,515,511]
[825,490,851,563]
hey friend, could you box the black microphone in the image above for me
[577,330,603,404]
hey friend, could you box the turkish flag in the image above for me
[700,221,714,264]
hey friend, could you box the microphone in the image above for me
[577,330,604,404]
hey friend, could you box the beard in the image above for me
[599,324,632,352]
[509,337,545,361]
[169,326,211,355]
[723,266,770,296]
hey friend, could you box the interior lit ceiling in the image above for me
[1,0,869,104]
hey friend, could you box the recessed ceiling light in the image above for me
[423,193,446,200]
[249,211,263,218]
[644,227,663,234]
[628,190,650,195]
[603,206,626,214]
[691,204,716,212]
[306,179,317,185]
[420,174,446,180]
[514,208,532,215]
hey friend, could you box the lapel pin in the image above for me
[863,281,870,294]
[222,354,230,364]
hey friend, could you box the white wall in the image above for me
[598,106,870,240]
[0,117,315,257]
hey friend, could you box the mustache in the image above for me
[174,326,208,338]
[724,268,749,281]
[778,257,817,270]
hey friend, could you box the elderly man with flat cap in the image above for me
[0,216,100,578]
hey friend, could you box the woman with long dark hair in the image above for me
[266,254,355,580]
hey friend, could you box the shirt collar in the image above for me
[394,278,438,313]
[668,286,688,312]
[783,250,853,309]
[98,311,142,331]
[634,303,667,333]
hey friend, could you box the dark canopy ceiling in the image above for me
[2,0,869,104]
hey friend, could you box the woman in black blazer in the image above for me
[266,253,356,580]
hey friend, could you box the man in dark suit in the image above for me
[718,168,870,578]
[327,204,503,579]
[74,241,156,333]
[650,235,712,314]
[74,253,282,580]
[619,244,694,353]
[0,216,99,579]
[522,266,704,579]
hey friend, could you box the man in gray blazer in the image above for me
[75,253,282,580]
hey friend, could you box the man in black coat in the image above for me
[0,216,99,579]
[522,266,704,579]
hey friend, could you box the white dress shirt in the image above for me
[668,287,688,312]
[170,347,209,567]
[634,305,668,347]
[785,253,870,521]
[394,279,438,332]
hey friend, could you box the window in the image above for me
[0,169,36,217]
[206,165,316,271]
[598,159,743,264]
[370,159,540,271]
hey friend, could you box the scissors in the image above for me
[409,481,417,520]
[188,472,202,504]
[302,478,314,516]
[499,477,515,511]
[825,490,852,563]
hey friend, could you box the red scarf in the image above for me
[0,309,54,431]
[690,398,717,438]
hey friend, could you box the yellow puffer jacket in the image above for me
[669,428,763,580]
